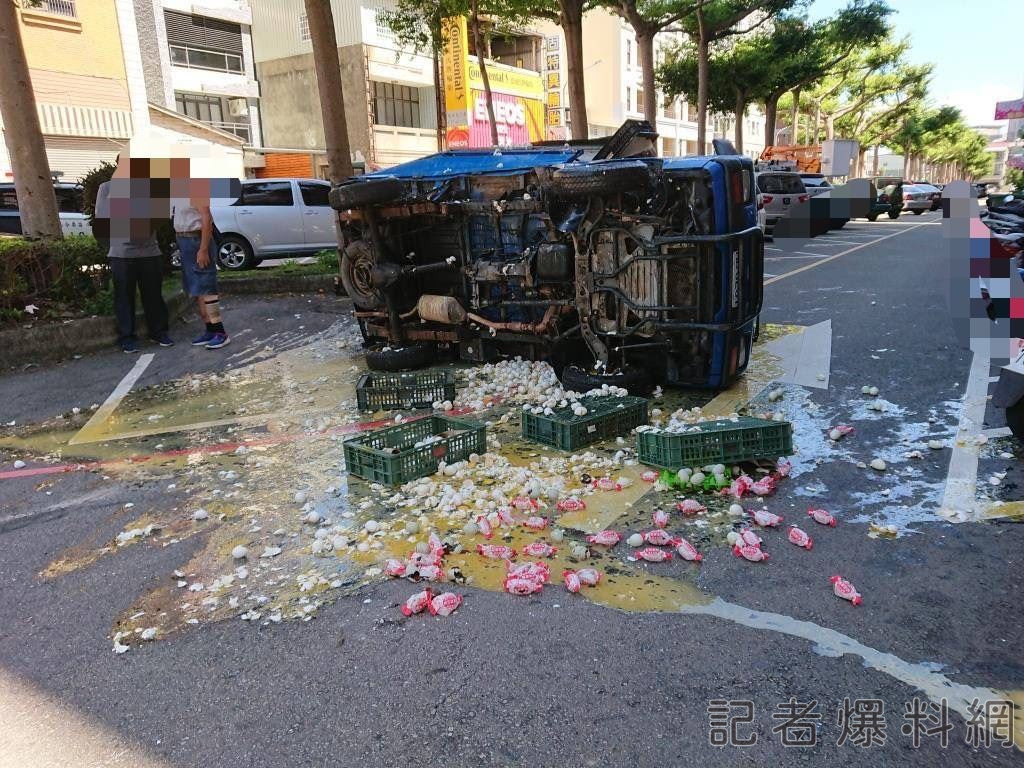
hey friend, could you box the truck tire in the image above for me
[547,161,650,199]
[365,343,435,372]
[329,177,405,210]
[340,240,384,310]
[887,210,900,219]
[1007,400,1024,442]
[829,218,848,229]
[560,363,652,395]
[867,213,878,222]
[217,235,255,270]
[912,209,924,215]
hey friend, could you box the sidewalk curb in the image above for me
[0,292,188,370]
[218,273,336,295]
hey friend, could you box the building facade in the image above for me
[249,0,439,172]
[0,0,134,182]
[131,0,263,154]
[0,0,250,183]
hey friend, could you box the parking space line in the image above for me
[69,354,154,446]
[766,253,826,259]
[938,351,990,521]
[764,222,930,286]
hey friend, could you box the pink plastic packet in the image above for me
[476,543,516,560]
[504,576,543,595]
[556,497,586,512]
[506,561,549,583]
[732,544,769,562]
[787,526,813,550]
[384,558,407,577]
[749,476,777,496]
[807,508,837,527]
[512,496,539,511]
[522,516,548,531]
[750,508,783,527]
[475,514,493,539]
[593,477,621,491]
[576,567,602,586]
[653,509,670,528]
[563,569,582,593]
[674,538,703,562]
[586,530,622,546]
[641,470,659,483]
[400,588,432,616]
[830,574,862,605]
[634,547,673,562]
[522,541,557,558]
[739,527,762,548]
[428,591,462,616]
[676,499,707,516]
[642,529,676,546]
[415,564,446,582]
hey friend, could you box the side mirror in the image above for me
[1005,194,1015,204]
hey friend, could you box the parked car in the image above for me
[756,192,767,233]
[329,120,764,391]
[897,184,933,215]
[0,182,92,236]
[799,173,832,197]
[911,181,942,211]
[755,171,808,238]
[211,178,336,269]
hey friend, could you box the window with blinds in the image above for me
[165,11,244,73]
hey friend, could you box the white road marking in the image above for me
[765,246,783,252]
[988,375,1001,383]
[763,319,832,389]
[69,354,154,446]
[938,350,990,521]
[765,222,931,286]
[802,241,849,248]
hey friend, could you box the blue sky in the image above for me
[807,0,1023,126]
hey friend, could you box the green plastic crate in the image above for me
[355,369,456,411]
[521,395,648,451]
[637,417,793,468]
[343,415,486,485]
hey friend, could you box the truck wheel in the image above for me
[912,209,924,215]
[829,218,848,229]
[329,177,405,210]
[887,210,900,219]
[217,235,255,270]
[560,364,652,395]
[1007,400,1024,442]
[866,214,878,222]
[546,161,650,199]
[365,343,435,372]
[340,240,384,310]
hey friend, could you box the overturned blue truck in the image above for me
[329,121,763,392]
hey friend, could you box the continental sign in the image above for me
[441,16,544,148]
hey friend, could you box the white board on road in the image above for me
[763,319,832,389]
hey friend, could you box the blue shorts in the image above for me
[178,235,219,297]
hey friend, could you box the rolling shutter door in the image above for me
[44,137,121,183]
[256,153,314,178]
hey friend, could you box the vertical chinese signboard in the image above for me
[441,17,545,148]
[544,35,565,140]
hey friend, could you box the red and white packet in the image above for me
[830,574,862,606]
[400,588,432,616]
[428,591,462,616]
[634,547,673,562]
[586,530,622,547]
[787,526,813,550]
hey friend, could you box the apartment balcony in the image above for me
[161,0,252,26]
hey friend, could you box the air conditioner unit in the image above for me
[227,98,249,117]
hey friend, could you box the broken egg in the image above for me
[869,459,887,471]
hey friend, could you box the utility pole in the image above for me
[303,0,353,184]
[0,0,61,239]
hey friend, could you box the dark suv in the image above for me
[329,121,764,391]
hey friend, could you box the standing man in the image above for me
[173,167,229,349]
[94,154,173,353]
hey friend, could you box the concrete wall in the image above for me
[256,45,370,164]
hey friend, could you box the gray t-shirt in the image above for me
[95,180,162,259]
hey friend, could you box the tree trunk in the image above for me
[560,0,588,140]
[812,101,820,145]
[636,29,657,129]
[303,0,353,184]
[0,1,60,239]
[696,6,709,153]
[902,148,911,180]
[825,114,836,141]
[763,93,780,148]
[872,144,879,176]
[468,2,498,147]
[856,148,866,177]
[789,87,800,145]
[432,41,445,151]
[733,91,744,154]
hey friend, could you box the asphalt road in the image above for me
[0,211,1021,768]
